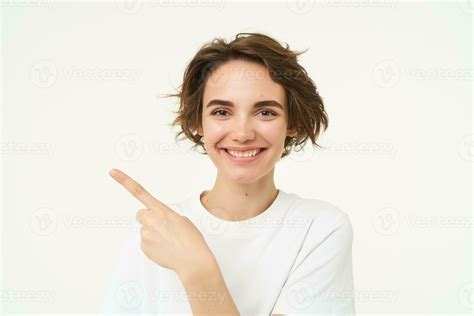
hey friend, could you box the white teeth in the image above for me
[226,148,261,158]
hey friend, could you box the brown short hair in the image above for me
[162,32,328,159]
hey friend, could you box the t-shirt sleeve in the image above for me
[99,219,157,314]
[99,202,182,314]
[271,213,355,315]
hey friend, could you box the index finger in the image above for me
[109,168,165,210]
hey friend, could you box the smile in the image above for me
[221,148,267,163]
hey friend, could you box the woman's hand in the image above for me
[109,168,215,280]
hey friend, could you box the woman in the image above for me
[102,32,355,315]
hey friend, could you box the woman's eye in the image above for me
[211,109,277,117]
[258,110,277,117]
[211,109,229,116]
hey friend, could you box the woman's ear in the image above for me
[196,126,203,137]
[287,128,298,138]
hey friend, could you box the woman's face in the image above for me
[198,59,297,184]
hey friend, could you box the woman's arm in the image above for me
[178,256,240,316]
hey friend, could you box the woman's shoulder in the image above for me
[285,191,354,251]
[285,191,352,226]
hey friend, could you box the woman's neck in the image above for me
[200,175,278,222]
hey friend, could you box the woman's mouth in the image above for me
[220,147,267,163]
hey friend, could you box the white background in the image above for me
[1,0,472,314]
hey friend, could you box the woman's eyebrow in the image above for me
[205,99,283,109]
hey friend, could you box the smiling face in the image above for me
[197,59,297,184]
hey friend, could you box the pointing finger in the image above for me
[109,168,166,210]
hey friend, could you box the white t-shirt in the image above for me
[100,189,355,315]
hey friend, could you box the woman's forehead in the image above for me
[207,59,272,83]
[203,60,286,106]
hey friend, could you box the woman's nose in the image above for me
[230,117,256,142]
